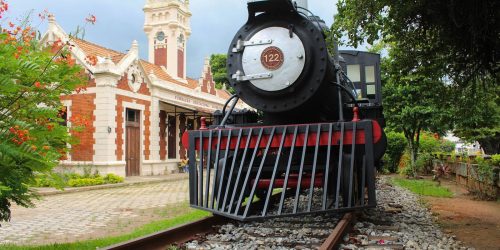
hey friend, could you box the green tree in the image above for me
[332,0,499,86]
[209,53,234,94]
[0,10,87,223]
[452,82,500,154]
[381,43,451,176]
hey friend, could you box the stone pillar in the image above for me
[93,74,121,174]
[149,97,161,161]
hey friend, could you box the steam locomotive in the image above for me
[182,0,386,221]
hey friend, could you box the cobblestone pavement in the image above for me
[0,178,189,245]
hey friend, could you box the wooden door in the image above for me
[126,109,141,176]
[167,115,176,159]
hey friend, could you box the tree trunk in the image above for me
[407,139,418,177]
[478,135,500,155]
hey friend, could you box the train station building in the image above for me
[41,0,243,176]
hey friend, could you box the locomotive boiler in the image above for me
[182,0,386,221]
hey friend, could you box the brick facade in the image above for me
[45,1,238,176]
[178,113,186,159]
[154,47,167,67]
[61,93,96,161]
[201,65,216,95]
[116,74,151,96]
[177,48,184,78]
[159,110,167,160]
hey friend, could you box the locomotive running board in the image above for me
[183,120,380,221]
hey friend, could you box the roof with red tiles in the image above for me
[72,38,232,99]
[73,38,125,64]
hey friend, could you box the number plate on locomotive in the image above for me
[261,46,284,70]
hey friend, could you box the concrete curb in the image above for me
[34,175,189,197]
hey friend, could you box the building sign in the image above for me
[174,95,221,110]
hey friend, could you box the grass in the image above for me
[391,177,454,198]
[1,209,211,250]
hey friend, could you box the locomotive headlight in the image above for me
[241,27,306,92]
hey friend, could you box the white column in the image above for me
[149,97,161,161]
[93,75,119,163]
[166,29,179,77]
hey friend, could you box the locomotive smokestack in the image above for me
[293,0,308,15]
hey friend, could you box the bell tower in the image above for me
[144,0,191,79]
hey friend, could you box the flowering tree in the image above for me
[0,2,89,223]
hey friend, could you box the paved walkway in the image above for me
[0,175,189,245]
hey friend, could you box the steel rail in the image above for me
[104,192,284,250]
[319,212,355,250]
[104,198,354,250]
[102,215,229,250]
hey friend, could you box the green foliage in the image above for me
[32,172,124,188]
[332,0,499,86]
[103,173,124,184]
[0,14,87,223]
[209,54,234,94]
[67,177,105,187]
[415,153,434,174]
[380,42,452,177]
[391,178,453,198]
[491,155,500,166]
[452,82,500,155]
[474,157,496,184]
[439,140,456,153]
[383,131,406,173]
[333,0,499,155]
[419,133,440,154]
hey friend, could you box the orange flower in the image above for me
[43,145,50,150]
[34,81,42,88]
[31,145,37,151]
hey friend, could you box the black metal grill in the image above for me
[187,121,377,221]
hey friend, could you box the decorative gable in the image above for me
[200,57,216,95]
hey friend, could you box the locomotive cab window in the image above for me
[347,64,361,82]
[365,66,376,99]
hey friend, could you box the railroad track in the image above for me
[103,212,354,250]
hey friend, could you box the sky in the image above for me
[8,0,340,78]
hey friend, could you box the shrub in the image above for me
[32,175,56,188]
[103,173,124,184]
[68,177,105,187]
[383,131,407,173]
[416,152,434,174]
[419,132,441,154]
[398,151,411,175]
[32,171,124,188]
[475,157,495,184]
[491,154,500,166]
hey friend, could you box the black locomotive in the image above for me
[183,0,386,221]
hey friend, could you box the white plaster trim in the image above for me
[61,99,72,161]
[60,161,126,166]
[143,159,180,164]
